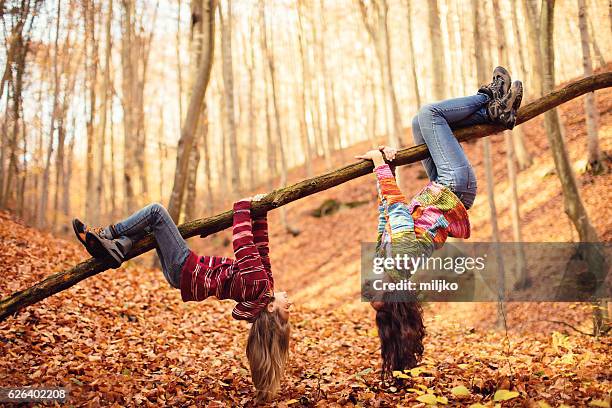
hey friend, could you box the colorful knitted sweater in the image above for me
[180,200,273,322]
[375,164,470,279]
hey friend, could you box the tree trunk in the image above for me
[310,9,332,169]
[120,0,137,214]
[296,0,313,177]
[540,0,607,335]
[509,0,533,169]
[262,0,298,235]
[97,0,113,223]
[167,0,216,223]
[245,22,260,184]
[428,0,445,101]
[406,0,421,107]
[201,103,214,213]
[218,0,241,196]
[523,0,543,98]
[84,0,98,223]
[3,71,610,321]
[473,0,506,329]
[578,0,603,174]
[493,0,527,288]
[358,0,402,149]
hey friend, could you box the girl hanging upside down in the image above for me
[355,66,522,379]
[72,195,291,403]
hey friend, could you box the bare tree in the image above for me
[296,0,313,177]
[261,0,299,235]
[522,0,543,98]
[509,0,533,169]
[97,0,113,223]
[540,0,607,335]
[493,0,527,288]
[578,0,603,174]
[428,0,445,101]
[218,0,241,196]
[405,0,421,107]
[473,0,506,328]
[167,0,216,222]
[84,0,99,223]
[358,0,403,148]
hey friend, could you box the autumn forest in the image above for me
[0,0,611,406]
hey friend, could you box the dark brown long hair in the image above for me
[375,299,425,379]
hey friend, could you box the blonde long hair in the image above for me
[246,308,291,403]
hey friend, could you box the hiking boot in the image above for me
[478,66,511,101]
[85,231,127,268]
[487,80,523,130]
[72,218,111,258]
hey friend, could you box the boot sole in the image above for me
[85,232,124,268]
[493,66,511,95]
[73,218,104,258]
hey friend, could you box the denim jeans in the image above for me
[111,203,190,289]
[411,93,490,209]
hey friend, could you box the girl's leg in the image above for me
[416,94,489,209]
[110,203,190,288]
[411,115,438,182]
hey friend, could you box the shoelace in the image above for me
[84,225,104,235]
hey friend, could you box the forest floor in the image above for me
[1,78,611,407]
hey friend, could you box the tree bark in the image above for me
[578,0,603,174]
[97,0,113,223]
[492,0,527,289]
[473,0,506,329]
[509,0,533,169]
[167,0,216,222]
[523,0,543,98]
[84,0,98,223]
[1,73,610,321]
[540,0,606,334]
[218,0,241,196]
[428,0,445,101]
[296,0,313,178]
[245,21,260,184]
[405,0,421,107]
[358,0,402,149]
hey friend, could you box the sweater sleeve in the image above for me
[374,165,422,282]
[374,164,414,235]
[252,213,273,284]
[232,200,266,273]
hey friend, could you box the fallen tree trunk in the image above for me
[1,72,610,322]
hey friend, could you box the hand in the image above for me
[378,145,397,161]
[355,149,383,161]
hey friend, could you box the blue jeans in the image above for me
[112,203,190,289]
[411,93,490,209]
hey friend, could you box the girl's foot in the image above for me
[84,231,130,268]
[72,218,111,257]
[487,80,523,130]
[478,66,511,101]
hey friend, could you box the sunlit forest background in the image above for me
[1,0,610,231]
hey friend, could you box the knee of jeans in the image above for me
[149,202,166,215]
[419,103,440,118]
[458,192,476,210]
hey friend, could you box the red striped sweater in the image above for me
[180,200,274,322]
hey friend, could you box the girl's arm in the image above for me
[231,199,273,321]
[232,199,266,273]
[252,214,272,281]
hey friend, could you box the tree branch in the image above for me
[0,72,610,322]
